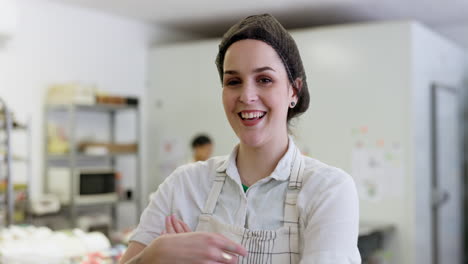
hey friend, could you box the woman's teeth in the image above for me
[240,112,266,120]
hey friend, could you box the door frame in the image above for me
[430,82,462,264]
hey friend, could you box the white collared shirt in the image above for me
[131,139,361,263]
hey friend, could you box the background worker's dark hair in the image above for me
[191,134,212,149]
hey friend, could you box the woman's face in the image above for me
[222,39,297,148]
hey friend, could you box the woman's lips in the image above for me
[238,111,266,127]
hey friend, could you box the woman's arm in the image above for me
[120,232,247,264]
[300,170,361,264]
[119,168,178,262]
[119,241,146,264]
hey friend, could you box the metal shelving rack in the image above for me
[43,102,141,229]
[0,98,31,226]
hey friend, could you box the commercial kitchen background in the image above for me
[0,0,467,263]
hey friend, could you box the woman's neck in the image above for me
[236,134,289,186]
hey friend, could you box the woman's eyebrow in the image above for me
[224,70,238,75]
[253,66,275,73]
[224,67,275,75]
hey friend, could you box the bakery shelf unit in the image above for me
[0,98,31,226]
[43,101,141,229]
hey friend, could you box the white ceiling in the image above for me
[52,0,468,39]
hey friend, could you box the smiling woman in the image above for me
[120,14,361,264]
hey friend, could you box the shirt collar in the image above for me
[215,136,299,183]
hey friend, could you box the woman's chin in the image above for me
[238,132,267,148]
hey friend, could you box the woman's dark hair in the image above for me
[215,14,310,122]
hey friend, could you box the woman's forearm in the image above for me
[119,241,149,264]
[124,245,162,264]
[125,254,143,264]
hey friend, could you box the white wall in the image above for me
[0,0,199,203]
[0,0,18,43]
[411,22,467,264]
[292,22,412,264]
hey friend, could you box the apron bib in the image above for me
[196,148,305,264]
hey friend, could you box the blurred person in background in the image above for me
[191,134,213,162]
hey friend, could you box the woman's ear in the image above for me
[294,78,303,93]
[290,78,303,101]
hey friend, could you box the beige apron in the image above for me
[196,148,305,264]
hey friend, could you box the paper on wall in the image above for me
[382,143,405,198]
[351,147,385,201]
[351,143,405,201]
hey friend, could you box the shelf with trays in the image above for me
[0,98,31,226]
[47,152,137,162]
[0,182,28,223]
[43,101,141,230]
[46,103,138,112]
[0,154,29,162]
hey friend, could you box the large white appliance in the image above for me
[147,21,467,264]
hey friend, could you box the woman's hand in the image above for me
[139,232,247,264]
[161,214,192,235]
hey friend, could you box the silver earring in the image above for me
[290,101,296,108]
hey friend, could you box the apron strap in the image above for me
[283,148,305,228]
[288,147,303,190]
[201,172,227,215]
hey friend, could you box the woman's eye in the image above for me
[258,77,272,84]
[225,79,241,86]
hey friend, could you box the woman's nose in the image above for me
[239,82,258,104]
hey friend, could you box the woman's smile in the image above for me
[238,110,267,126]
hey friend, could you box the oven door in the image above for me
[76,170,118,205]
